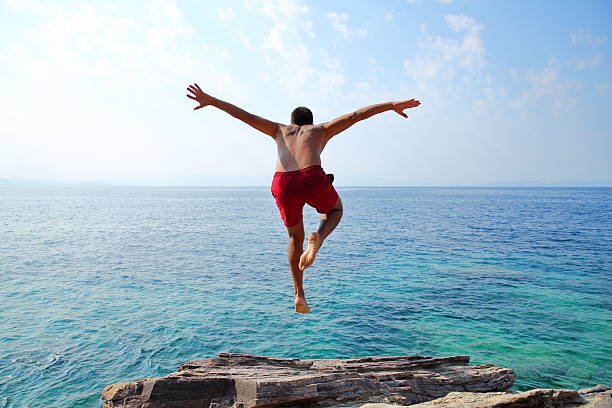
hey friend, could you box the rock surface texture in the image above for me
[361,384,612,408]
[101,353,514,407]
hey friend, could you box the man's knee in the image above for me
[288,234,304,245]
[287,232,304,258]
[330,198,343,214]
[286,221,304,240]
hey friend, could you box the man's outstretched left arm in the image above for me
[186,83,280,139]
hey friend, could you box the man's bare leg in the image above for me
[287,220,310,314]
[299,198,343,271]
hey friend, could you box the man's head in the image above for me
[291,106,313,126]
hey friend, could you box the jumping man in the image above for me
[186,83,420,314]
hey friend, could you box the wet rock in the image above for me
[101,353,514,407]
[361,385,611,408]
[579,384,610,395]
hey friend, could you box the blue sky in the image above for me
[1,0,610,186]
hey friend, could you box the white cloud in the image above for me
[594,83,612,107]
[384,9,394,20]
[445,14,482,33]
[570,29,607,46]
[441,14,485,73]
[238,31,257,53]
[260,2,313,91]
[595,82,612,97]
[3,0,232,85]
[318,49,344,97]
[472,86,507,116]
[326,12,367,40]
[435,0,454,3]
[217,7,235,21]
[216,7,256,53]
[573,54,602,70]
[404,13,486,88]
[22,4,142,79]
[4,0,60,16]
[0,0,247,183]
[510,65,580,113]
[245,0,348,99]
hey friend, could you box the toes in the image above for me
[296,305,310,314]
[299,251,309,269]
[294,300,310,314]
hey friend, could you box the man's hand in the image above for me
[186,83,213,110]
[186,82,279,138]
[393,99,421,118]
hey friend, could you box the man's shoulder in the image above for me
[280,124,324,134]
[306,124,327,133]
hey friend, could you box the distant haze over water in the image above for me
[1,177,611,187]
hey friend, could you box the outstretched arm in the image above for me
[186,83,280,139]
[322,99,420,140]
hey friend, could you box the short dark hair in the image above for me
[291,106,313,126]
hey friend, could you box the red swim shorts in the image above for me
[271,165,339,227]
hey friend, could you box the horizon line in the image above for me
[1,179,611,189]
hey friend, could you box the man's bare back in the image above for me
[186,83,420,313]
[275,124,326,172]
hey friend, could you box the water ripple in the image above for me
[0,187,610,406]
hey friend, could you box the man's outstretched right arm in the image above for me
[322,99,420,141]
[186,83,280,139]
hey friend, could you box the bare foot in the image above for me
[294,296,310,314]
[299,232,320,271]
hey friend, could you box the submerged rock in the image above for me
[101,352,514,407]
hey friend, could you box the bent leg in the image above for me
[317,197,343,243]
[286,220,310,314]
[299,198,343,271]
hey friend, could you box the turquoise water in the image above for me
[0,186,610,407]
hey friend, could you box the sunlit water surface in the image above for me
[1,186,610,407]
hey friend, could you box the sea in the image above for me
[0,186,610,407]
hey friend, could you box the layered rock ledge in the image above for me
[102,352,515,407]
[362,384,612,408]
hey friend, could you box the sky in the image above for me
[1,0,611,186]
